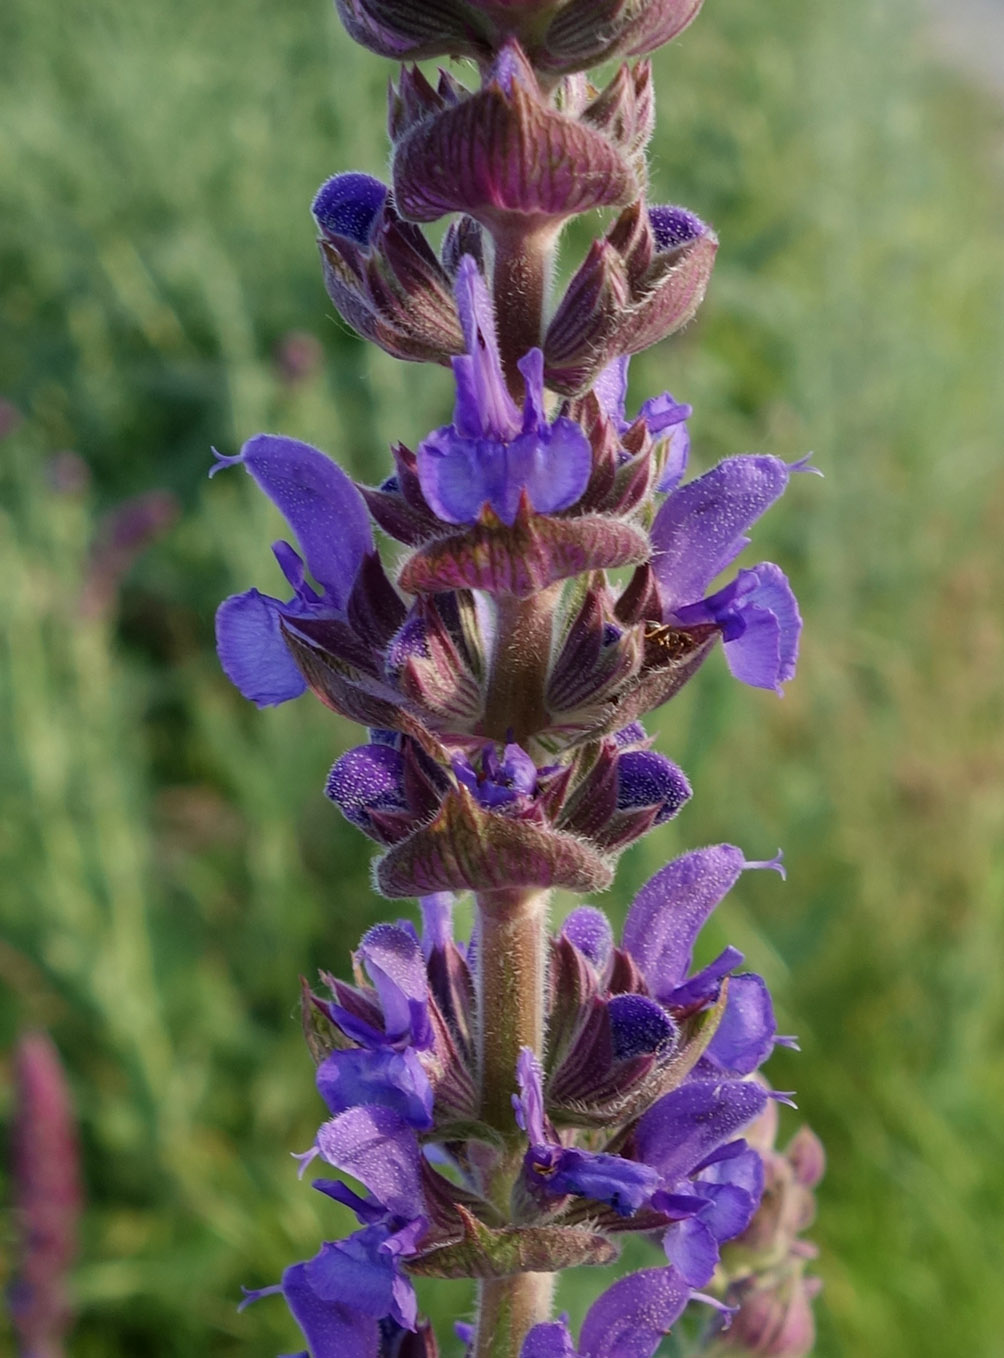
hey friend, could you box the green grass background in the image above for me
[2,0,1003,1353]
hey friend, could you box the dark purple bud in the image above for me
[607,994,677,1061]
[326,744,410,840]
[313,172,388,244]
[10,1033,82,1358]
[615,749,691,823]
[314,175,464,365]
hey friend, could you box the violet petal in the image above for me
[315,1106,424,1220]
[211,435,373,608]
[215,589,308,706]
[650,455,790,613]
[622,846,747,997]
[634,1079,768,1183]
[579,1267,690,1358]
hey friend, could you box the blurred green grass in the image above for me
[2,0,1003,1353]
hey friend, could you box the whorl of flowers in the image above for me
[213,2,825,1355]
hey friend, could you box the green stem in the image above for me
[475,1274,556,1358]
[475,887,550,1136]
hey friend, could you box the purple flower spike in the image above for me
[416,258,591,527]
[312,172,388,245]
[579,1267,691,1358]
[615,749,691,823]
[649,205,705,250]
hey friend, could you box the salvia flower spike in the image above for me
[213,2,824,1355]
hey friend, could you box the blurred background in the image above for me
[2,0,1003,1353]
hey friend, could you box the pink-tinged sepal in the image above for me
[537,0,705,74]
[375,788,613,898]
[580,61,655,177]
[546,586,643,725]
[388,598,485,731]
[545,201,717,396]
[335,0,490,64]
[399,500,650,598]
[313,173,464,364]
[391,43,638,231]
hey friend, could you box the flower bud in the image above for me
[716,1264,821,1357]
[313,173,464,364]
[544,201,717,395]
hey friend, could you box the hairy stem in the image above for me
[475,1274,556,1358]
[491,224,556,399]
[475,887,549,1135]
[482,588,558,747]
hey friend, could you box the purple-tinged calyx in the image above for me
[213,434,378,707]
[312,172,464,365]
[392,43,638,231]
[415,257,591,527]
[545,201,717,396]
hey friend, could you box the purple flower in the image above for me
[593,355,691,493]
[515,1049,660,1217]
[622,844,787,1075]
[452,741,538,809]
[649,455,816,693]
[415,257,591,526]
[212,434,374,706]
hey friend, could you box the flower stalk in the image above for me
[215,1,827,1354]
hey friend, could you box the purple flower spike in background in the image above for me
[416,257,591,526]
[214,0,825,1352]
